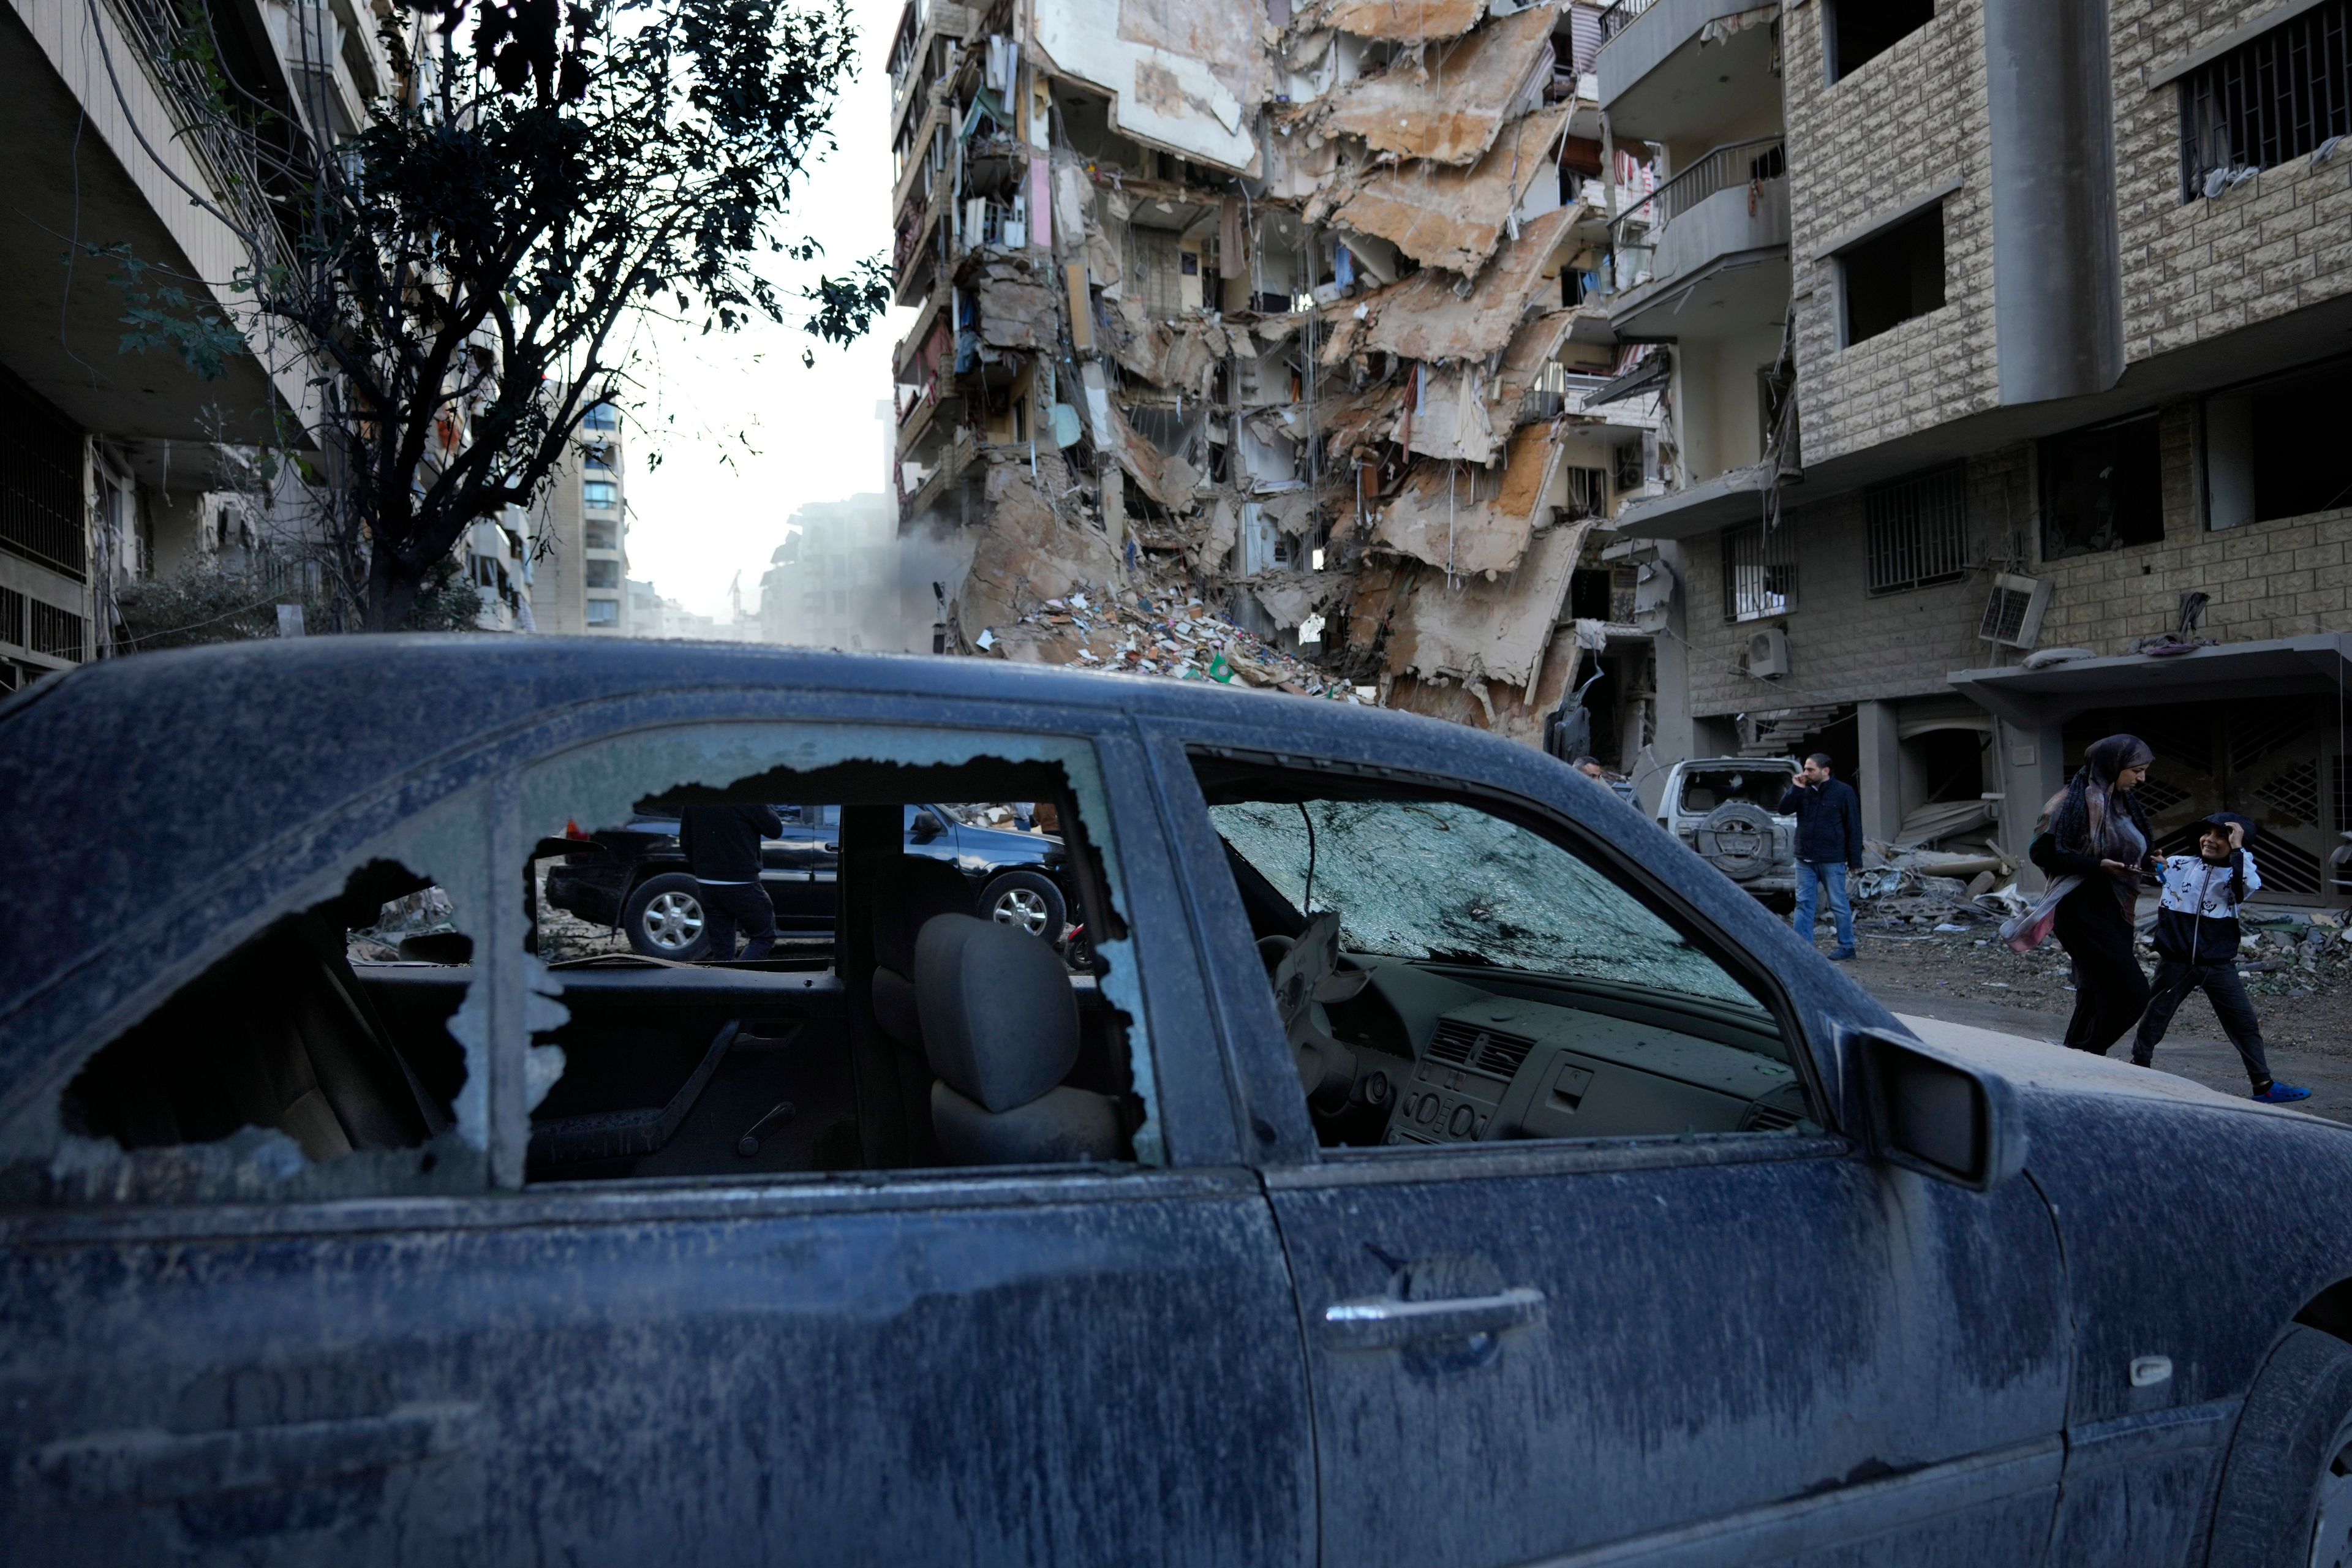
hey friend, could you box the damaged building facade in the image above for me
[1593,0,2352,907]
[888,0,1682,747]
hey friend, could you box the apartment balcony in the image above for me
[1595,0,1781,148]
[1605,137,1788,342]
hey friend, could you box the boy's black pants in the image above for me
[2133,957,2272,1088]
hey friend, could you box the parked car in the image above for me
[6,638,2352,1568]
[546,800,1071,957]
[1656,755,1801,905]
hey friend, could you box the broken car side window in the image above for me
[518,723,1162,1184]
[1194,760,1816,1155]
[36,861,481,1207]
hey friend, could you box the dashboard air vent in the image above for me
[1741,1101,1804,1133]
[1426,1020,1479,1066]
[1476,1030,1536,1077]
[1430,1019,1536,1077]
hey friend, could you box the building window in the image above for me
[584,598,620,627]
[1721,523,1796,622]
[583,404,620,431]
[585,521,619,551]
[2179,0,2351,202]
[0,366,88,580]
[1826,0,1936,82]
[1840,206,1946,346]
[583,480,619,511]
[2204,360,2352,529]
[584,559,621,589]
[2041,412,2164,560]
[584,444,614,471]
[1865,465,1970,594]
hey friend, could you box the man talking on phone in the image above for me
[1777,752,1863,961]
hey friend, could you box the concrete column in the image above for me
[1858,699,1902,845]
[1993,718,2068,889]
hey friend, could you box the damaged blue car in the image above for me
[1,636,2348,1568]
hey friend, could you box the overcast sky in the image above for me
[619,0,909,622]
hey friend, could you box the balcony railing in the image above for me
[1607,134,1785,244]
[1596,0,1659,45]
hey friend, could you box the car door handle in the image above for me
[24,1401,484,1507]
[1319,1286,1546,1351]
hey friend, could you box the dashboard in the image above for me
[1338,962,1814,1147]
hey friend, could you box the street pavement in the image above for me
[1865,981,2352,1126]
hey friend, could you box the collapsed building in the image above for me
[887,0,1674,751]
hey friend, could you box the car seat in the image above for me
[914,915,1121,1165]
[65,914,447,1161]
[870,855,977,1052]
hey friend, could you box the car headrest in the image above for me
[914,915,1079,1113]
[874,855,974,976]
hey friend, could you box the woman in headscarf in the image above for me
[2003,734,2158,1055]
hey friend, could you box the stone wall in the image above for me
[2111,0,2352,363]
[1782,0,2000,465]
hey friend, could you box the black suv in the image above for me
[545,802,1071,959]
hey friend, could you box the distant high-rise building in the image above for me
[758,494,898,649]
[531,401,628,634]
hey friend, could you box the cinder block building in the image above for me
[1599,0,2352,905]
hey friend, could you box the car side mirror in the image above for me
[909,812,944,844]
[1855,1031,2026,1192]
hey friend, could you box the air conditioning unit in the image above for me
[1746,627,1790,679]
[1979,573,2052,649]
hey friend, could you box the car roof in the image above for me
[0,635,1547,1068]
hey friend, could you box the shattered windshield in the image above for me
[1677,768,1794,814]
[1210,798,1764,1009]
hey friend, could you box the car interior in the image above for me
[1192,758,1820,1150]
[59,760,1142,1194]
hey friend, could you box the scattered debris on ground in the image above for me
[983,568,1378,701]
[1826,891,2351,1057]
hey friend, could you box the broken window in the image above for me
[1865,465,1970,594]
[1839,206,1945,347]
[2179,0,2351,201]
[2204,360,2352,529]
[518,724,1158,1182]
[1826,0,1936,82]
[1721,522,1796,622]
[1191,763,1812,1152]
[43,851,484,1207]
[2041,412,2164,560]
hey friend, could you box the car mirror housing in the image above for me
[1853,1031,2027,1192]
[909,812,944,843]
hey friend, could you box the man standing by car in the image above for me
[677,803,782,961]
[1779,754,1863,961]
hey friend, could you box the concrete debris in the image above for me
[1372,423,1566,570]
[968,257,1060,352]
[1323,104,1571,274]
[1313,0,1487,43]
[1320,3,1563,165]
[990,564,1371,702]
[1335,203,1582,364]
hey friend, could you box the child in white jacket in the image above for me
[2132,812,2309,1102]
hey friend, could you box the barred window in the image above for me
[0,367,88,581]
[2179,0,2350,202]
[1721,523,1795,623]
[1865,466,1970,594]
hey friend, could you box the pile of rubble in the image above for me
[1853,840,2028,929]
[981,573,1377,702]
